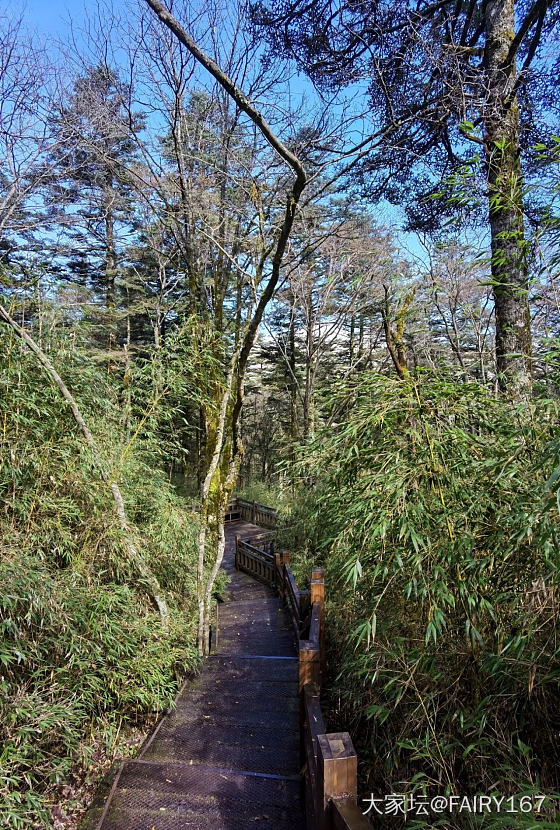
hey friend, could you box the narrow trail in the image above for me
[87,519,306,829]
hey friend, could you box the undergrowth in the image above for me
[0,327,201,827]
[287,370,560,827]
[236,480,287,510]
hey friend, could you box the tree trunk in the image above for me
[196,349,240,657]
[303,282,314,439]
[122,309,132,441]
[105,185,117,311]
[484,0,532,397]
[289,295,298,439]
[382,286,413,381]
[288,296,299,484]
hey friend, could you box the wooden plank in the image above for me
[285,566,301,626]
[332,798,371,829]
[274,555,283,595]
[303,683,326,763]
[310,569,325,605]
[304,765,317,830]
[238,539,275,563]
[236,545,276,588]
[298,589,311,629]
[228,497,278,528]
[302,683,325,830]
[231,518,365,830]
[244,532,275,549]
[91,517,306,830]
[317,732,358,830]
[308,602,321,648]
[229,497,277,518]
[299,640,321,689]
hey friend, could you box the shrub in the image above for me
[0,330,200,827]
[291,371,560,825]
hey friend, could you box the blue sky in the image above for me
[19,0,89,36]
[14,0,433,264]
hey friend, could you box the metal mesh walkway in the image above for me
[85,520,306,830]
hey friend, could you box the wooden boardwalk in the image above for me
[88,519,306,830]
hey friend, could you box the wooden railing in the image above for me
[235,534,276,585]
[229,501,370,830]
[227,496,278,527]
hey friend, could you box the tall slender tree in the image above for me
[145,0,308,654]
[47,65,141,320]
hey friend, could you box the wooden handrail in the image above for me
[231,498,368,828]
[285,564,300,616]
[227,496,279,527]
[235,535,275,585]
[237,538,275,563]
[303,683,326,827]
[308,600,321,645]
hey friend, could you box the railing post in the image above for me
[235,535,240,570]
[282,552,291,605]
[274,553,284,595]
[279,551,288,596]
[299,640,321,692]
[252,499,257,523]
[311,568,325,673]
[274,553,281,590]
[317,732,358,830]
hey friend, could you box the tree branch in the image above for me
[144,0,306,189]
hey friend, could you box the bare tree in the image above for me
[265,214,399,437]
[418,241,495,382]
[0,14,63,239]
[144,0,308,655]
